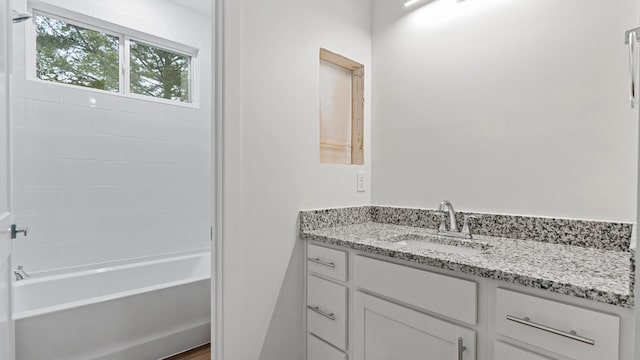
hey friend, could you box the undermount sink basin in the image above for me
[391,234,490,256]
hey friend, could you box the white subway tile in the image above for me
[13,242,66,272]
[13,187,66,216]
[13,128,60,157]
[15,63,210,271]
[23,158,72,186]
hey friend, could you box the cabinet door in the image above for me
[494,342,552,360]
[354,292,476,360]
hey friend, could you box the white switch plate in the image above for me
[357,172,366,192]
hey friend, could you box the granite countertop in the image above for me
[301,221,634,308]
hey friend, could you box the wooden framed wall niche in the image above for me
[319,48,364,165]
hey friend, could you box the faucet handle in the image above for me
[461,215,479,238]
[435,211,447,231]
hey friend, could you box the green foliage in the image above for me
[130,41,191,102]
[36,14,192,103]
[36,15,119,92]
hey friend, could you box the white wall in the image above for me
[221,0,371,358]
[11,0,212,272]
[371,0,639,222]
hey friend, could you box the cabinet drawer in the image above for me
[308,244,347,282]
[307,275,348,350]
[495,288,619,360]
[307,334,346,360]
[354,256,477,325]
[494,342,551,360]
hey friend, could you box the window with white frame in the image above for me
[33,11,195,103]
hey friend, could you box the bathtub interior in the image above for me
[14,251,211,318]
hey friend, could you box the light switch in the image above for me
[357,171,366,192]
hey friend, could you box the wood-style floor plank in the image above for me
[166,344,211,360]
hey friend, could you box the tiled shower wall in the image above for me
[10,0,212,272]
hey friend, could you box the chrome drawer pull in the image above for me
[307,305,336,321]
[630,31,637,108]
[307,257,336,268]
[506,315,595,346]
[627,28,640,108]
[457,337,466,360]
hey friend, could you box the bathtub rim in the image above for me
[14,251,211,320]
[26,247,210,279]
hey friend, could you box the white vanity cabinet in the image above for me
[304,242,633,360]
[306,245,350,358]
[354,292,476,360]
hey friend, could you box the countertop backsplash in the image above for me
[301,206,633,251]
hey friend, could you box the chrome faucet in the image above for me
[438,200,458,232]
[437,200,472,239]
[14,265,30,281]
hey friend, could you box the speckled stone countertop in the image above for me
[300,207,635,308]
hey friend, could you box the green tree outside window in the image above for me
[130,40,191,103]
[36,14,119,92]
[35,13,192,103]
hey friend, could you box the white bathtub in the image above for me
[14,251,211,360]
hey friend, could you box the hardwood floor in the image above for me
[166,344,211,360]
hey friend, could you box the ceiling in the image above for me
[167,0,212,16]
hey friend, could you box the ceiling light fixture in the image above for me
[404,0,423,7]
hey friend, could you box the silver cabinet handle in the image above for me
[307,305,336,320]
[626,28,639,108]
[457,337,466,360]
[307,257,336,268]
[630,31,637,108]
[506,315,595,345]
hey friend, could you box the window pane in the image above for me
[35,14,120,92]
[130,40,191,103]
